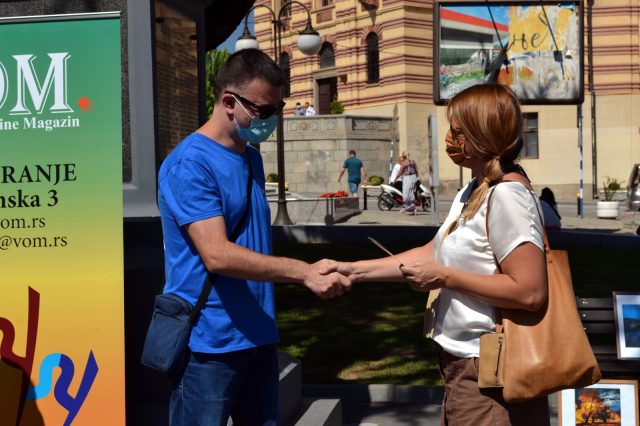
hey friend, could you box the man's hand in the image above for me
[303,260,352,299]
[400,261,443,292]
[318,259,359,282]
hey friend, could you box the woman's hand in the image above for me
[400,261,443,292]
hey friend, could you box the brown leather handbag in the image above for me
[479,183,601,403]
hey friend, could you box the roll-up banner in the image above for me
[0,13,125,426]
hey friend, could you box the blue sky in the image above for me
[623,304,640,321]
[443,5,509,25]
[217,10,254,54]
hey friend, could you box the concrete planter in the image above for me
[599,190,627,202]
[597,201,619,219]
[268,197,359,225]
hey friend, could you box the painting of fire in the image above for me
[575,388,622,425]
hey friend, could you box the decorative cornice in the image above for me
[341,89,433,107]
[585,5,640,17]
[336,6,357,18]
[586,25,639,36]
[383,0,432,8]
[585,63,640,75]
[381,15,432,31]
[380,34,433,49]
[584,82,640,93]
[587,44,639,56]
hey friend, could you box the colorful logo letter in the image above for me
[0,287,99,426]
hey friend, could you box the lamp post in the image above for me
[236,2,322,225]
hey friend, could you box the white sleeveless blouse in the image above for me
[432,180,545,358]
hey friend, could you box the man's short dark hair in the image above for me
[349,150,356,156]
[214,49,286,104]
[296,102,301,106]
[305,102,310,105]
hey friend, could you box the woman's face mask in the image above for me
[233,95,278,144]
[446,124,477,169]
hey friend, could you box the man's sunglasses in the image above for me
[225,91,286,119]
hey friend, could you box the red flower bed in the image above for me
[318,191,349,198]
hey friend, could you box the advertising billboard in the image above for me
[0,13,125,426]
[434,1,584,105]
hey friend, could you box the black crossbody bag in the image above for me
[141,161,253,374]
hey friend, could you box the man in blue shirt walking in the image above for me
[158,49,351,426]
[338,150,367,196]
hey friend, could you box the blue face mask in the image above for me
[233,96,277,144]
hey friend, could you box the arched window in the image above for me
[366,33,380,84]
[280,52,291,98]
[320,43,335,68]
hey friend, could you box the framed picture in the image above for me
[559,380,639,426]
[433,0,584,105]
[614,292,640,360]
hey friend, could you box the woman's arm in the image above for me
[401,241,547,311]
[319,239,435,283]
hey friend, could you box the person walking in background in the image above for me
[305,102,316,116]
[390,155,405,193]
[338,150,366,196]
[397,151,419,215]
[540,187,562,231]
[294,102,305,116]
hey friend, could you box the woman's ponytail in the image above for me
[461,156,504,222]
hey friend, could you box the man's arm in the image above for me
[360,166,367,185]
[338,167,346,182]
[185,216,351,299]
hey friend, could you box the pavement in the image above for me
[293,190,637,234]
[341,402,558,426]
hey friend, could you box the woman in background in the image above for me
[397,151,419,215]
[540,187,562,231]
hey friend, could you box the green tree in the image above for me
[206,48,232,119]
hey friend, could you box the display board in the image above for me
[434,1,584,104]
[0,14,125,426]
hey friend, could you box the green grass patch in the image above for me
[273,243,639,385]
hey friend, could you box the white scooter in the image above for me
[378,178,432,211]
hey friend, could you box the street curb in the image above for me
[272,225,640,249]
[302,385,559,408]
[302,385,445,404]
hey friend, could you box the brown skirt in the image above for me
[438,349,550,426]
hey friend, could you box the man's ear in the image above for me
[221,93,236,116]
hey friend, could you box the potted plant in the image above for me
[597,176,625,219]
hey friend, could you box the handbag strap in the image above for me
[485,180,548,332]
[187,159,254,324]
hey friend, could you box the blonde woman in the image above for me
[320,85,550,425]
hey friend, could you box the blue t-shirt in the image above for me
[343,156,363,183]
[158,133,278,354]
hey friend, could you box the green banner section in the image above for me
[0,16,125,426]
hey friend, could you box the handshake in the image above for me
[302,259,356,300]
[301,257,442,299]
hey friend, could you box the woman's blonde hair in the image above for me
[402,151,410,161]
[446,84,524,221]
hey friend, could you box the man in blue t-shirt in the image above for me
[338,150,367,196]
[158,49,351,426]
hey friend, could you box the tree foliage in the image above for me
[206,48,232,119]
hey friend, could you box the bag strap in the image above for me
[187,159,254,324]
[485,180,548,332]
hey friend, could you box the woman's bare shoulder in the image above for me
[502,172,533,191]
